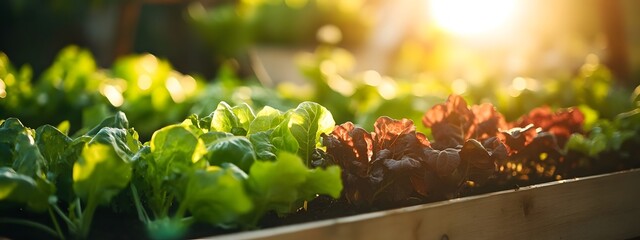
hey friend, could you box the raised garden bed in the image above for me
[2,47,640,240]
[218,169,640,240]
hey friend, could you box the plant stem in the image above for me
[174,200,189,220]
[181,216,196,226]
[78,195,99,239]
[0,218,60,238]
[131,183,150,223]
[75,198,83,218]
[48,207,66,240]
[51,204,75,228]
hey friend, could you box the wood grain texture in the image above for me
[210,169,640,240]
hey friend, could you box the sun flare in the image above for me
[428,0,518,36]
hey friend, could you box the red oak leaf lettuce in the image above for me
[322,117,429,207]
[515,106,585,147]
[422,95,474,149]
[422,95,508,149]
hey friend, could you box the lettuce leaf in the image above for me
[289,102,335,166]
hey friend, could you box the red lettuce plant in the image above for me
[323,111,508,207]
[322,117,429,208]
[514,106,585,147]
[497,106,584,181]
[321,95,587,209]
[420,95,508,184]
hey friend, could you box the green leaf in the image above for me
[210,102,256,136]
[12,133,47,177]
[566,133,607,157]
[248,132,277,161]
[205,136,256,172]
[247,152,341,217]
[300,165,343,199]
[86,111,129,136]
[200,132,234,146]
[0,167,53,212]
[138,124,207,218]
[248,106,284,134]
[73,143,132,204]
[288,102,335,166]
[248,152,308,214]
[270,117,299,154]
[232,103,256,131]
[182,165,252,225]
[35,125,75,201]
[89,127,138,163]
[151,125,207,167]
[0,118,29,166]
[36,125,72,168]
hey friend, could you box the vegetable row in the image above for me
[3,91,640,239]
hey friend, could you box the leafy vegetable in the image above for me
[248,106,285,134]
[323,117,429,207]
[204,136,256,172]
[135,124,207,219]
[289,102,335,166]
[180,164,252,225]
[0,167,52,211]
[422,95,475,149]
[210,102,255,136]
[245,152,342,223]
[514,106,585,147]
[73,142,132,205]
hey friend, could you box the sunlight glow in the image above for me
[102,85,124,107]
[428,0,518,36]
[0,79,6,98]
[166,76,185,103]
[451,79,468,94]
[317,24,342,44]
[327,75,355,96]
[363,70,382,86]
[512,77,527,91]
[138,75,152,90]
[378,77,398,100]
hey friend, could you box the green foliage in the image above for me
[566,116,636,158]
[0,119,54,212]
[0,167,52,212]
[73,142,132,204]
[245,152,342,221]
[181,164,252,225]
[210,102,255,135]
[136,124,207,221]
[205,136,256,172]
[2,44,638,239]
[248,106,284,134]
[289,102,335,166]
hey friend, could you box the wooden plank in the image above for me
[209,169,640,240]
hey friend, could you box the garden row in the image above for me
[2,46,640,239]
[2,90,640,239]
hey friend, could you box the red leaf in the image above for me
[324,117,432,206]
[373,117,415,152]
[422,95,475,148]
[515,106,585,147]
[467,103,509,140]
[424,148,461,178]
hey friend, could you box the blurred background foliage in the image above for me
[1,0,639,139]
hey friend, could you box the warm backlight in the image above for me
[428,0,518,36]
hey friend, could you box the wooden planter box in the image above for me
[212,169,640,240]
